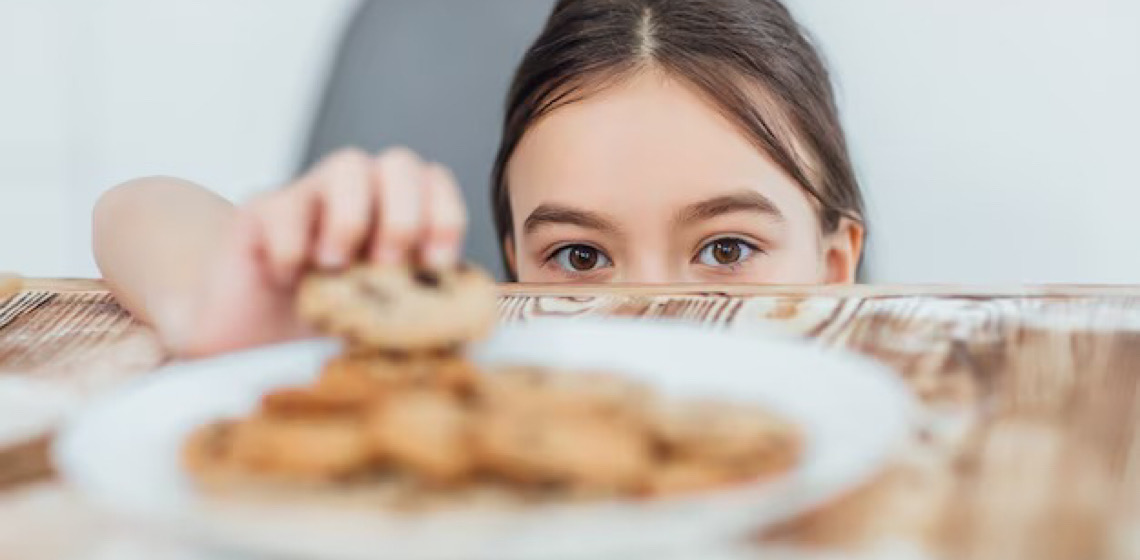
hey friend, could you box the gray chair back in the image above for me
[303,1,557,279]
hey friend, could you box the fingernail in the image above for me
[424,244,454,269]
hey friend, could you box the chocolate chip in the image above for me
[650,439,673,461]
[413,270,442,288]
[455,382,478,404]
[455,262,471,273]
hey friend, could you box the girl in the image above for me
[94,0,865,357]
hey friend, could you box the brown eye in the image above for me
[569,247,597,270]
[553,244,612,272]
[697,238,756,267]
[712,240,741,264]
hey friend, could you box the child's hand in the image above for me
[246,147,467,282]
[170,147,467,357]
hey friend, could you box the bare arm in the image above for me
[93,176,236,329]
[91,148,467,358]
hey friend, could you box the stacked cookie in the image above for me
[184,264,801,510]
[297,264,499,354]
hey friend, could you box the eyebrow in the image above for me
[523,203,620,234]
[673,190,785,226]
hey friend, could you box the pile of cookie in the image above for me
[184,264,800,509]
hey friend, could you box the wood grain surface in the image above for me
[0,280,1138,560]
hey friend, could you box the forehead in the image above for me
[505,71,816,226]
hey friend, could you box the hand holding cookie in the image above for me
[246,147,467,284]
[170,147,468,357]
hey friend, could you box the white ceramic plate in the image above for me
[55,319,915,560]
[0,378,77,447]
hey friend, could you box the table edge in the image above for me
[18,278,1140,298]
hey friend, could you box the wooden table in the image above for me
[1,280,1138,560]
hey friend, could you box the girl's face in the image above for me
[505,71,863,284]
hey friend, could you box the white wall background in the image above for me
[0,0,1137,282]
[0,0,356,277]
[788,0,1140,283]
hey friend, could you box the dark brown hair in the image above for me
[492,0,864,279]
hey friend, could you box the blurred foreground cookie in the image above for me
[298,264,498,351]
[185,363,803,507]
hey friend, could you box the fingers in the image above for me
[247,188,318,286]
[311,148,375,269]
[421,163,467,268]
[371,147,427,265]
[245,146,466,286]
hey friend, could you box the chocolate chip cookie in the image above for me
[297,264,498,351]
